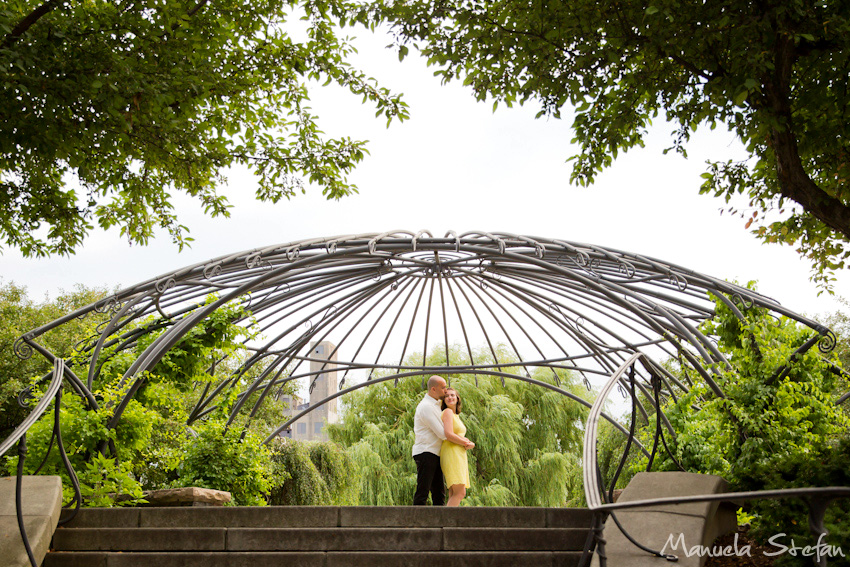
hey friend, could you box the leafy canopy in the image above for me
[0,0,408,256]
[363,0,850,289]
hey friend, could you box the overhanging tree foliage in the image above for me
[1,0,407,256]
[362,0,850,288]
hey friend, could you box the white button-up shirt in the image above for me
[412,393,447,457]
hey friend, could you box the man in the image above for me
[412,375,448,505]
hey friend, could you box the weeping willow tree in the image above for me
[326,345,591,506]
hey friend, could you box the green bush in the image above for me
[268,439,358,505]
[178,420,274,506]
[639,288,850,563]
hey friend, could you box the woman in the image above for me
[440,388,474,506]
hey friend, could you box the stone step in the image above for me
[59,505,593,529]
[51,526,589,552]
[44,550,587,567]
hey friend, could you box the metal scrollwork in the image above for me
[286,246,301,261]
[582,258,601,280]
[246,254,272,271]
[246,253,261,269]
[374,259,394,281]
[818,330,837,354]
[323,305,338,321]
[155,277,176,293]
[327,241,338,254]
[618,260,636,278]
[668,272,688,292]
[74,333,100,354]
[732,293,754,310]
[17,385,36,408]
[13,335,34,360]
[94,296,121,314]
[203,263,223,279]
[267,282,291,298]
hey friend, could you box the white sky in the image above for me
[3,28,847,321]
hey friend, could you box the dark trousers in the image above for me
[413,451,444,506]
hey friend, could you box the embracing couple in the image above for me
[412,375,474,506]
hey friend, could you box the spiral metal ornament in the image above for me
[818,330,837,354]
[203,263,223,279]
[732,293,755,310]
[13,336,34,360]
[155,277,177,293]
[668,272,688,292]
[94,296,121,314]
[618,260,636,278]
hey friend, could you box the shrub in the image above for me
[268,439,358,505]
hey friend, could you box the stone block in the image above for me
[227,527,442,551]
[617,471,728,518]
[327,551,559,567]
[0,476,62,567]
[42,551,109,567]
[552,551,586,567]
[593,510,715,567]
[443,528,588,551]
[59,508,140,528]
[139,506,339,528]
[545,508,594,528]
[339,506,546,527]
[104,552,326,567]
[52,527,226,551]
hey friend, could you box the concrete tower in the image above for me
[284,340,338,441]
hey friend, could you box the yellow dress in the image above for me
[440,409,470,488]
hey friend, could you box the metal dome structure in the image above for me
[6,230,846,567]
[12,230,836,443]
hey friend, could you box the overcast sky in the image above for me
[4,28,847,322]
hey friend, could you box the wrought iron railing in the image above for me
[0,356,81,567]
[581,352,849,567]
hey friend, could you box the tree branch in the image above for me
[1,0,63,49]
[764,34,850,241]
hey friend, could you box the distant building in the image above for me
[278,340,338,441]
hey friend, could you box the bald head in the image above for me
[427,375,447,400]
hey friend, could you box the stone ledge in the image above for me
[44,551,586,567]
[0,476,63,567]
[591,472,737,567]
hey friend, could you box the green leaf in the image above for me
[733,90,748,106]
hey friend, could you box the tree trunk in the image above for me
[764,35,850,241]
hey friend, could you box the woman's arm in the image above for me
[442,409,470,445]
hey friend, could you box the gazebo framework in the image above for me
[12,231,836,433]
[4,230,846,566]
